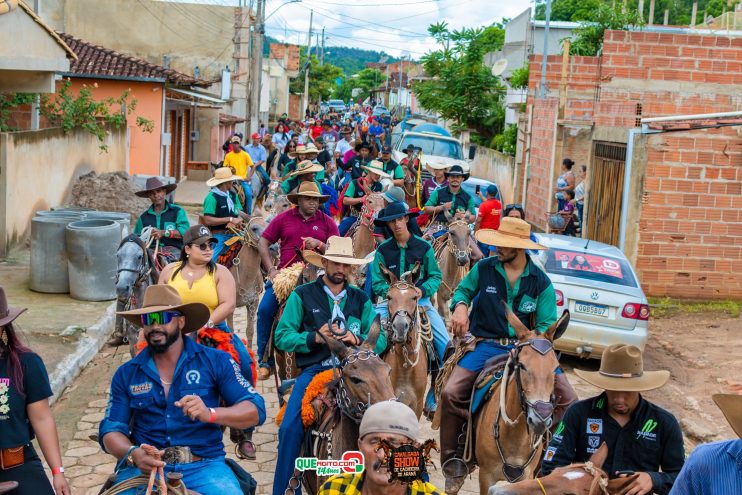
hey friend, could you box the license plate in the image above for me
[575,301,609,317]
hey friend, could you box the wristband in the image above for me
[51,466,64,475]
[209,407,217,423]
[165,230,171,238]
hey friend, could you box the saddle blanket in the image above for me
[470,373,502,415]
[275,369,336,428]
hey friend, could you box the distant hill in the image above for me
[264,36,402,76]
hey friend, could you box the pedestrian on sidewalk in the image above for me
[0,288,70,495]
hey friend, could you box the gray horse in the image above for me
[114,231,161,356]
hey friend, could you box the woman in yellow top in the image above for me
[159,224,258,459]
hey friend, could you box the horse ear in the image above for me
[501,301,531,341]
[361,315,383,352]
[544,310,570,342]
[379,264,397,286]
[406,261,422,286]
[589,442,609,470]
[322,332,352,360]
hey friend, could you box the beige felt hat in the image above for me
[574,344,670,392]
[286,181,329,205]
[289,143,320,159]
[288,160,324,178]
[117,285,210,334]
[713,394,742,438]
[206,167,241,187]
[475,217,547,251]
[303,236,371,268]
[361,160,392,179]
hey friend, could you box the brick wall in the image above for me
[269,43,300,71]
[521,30,742,299]
[288,93,301,121]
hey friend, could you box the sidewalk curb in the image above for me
[49,302,116,404]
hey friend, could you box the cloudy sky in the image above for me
[189,0,535,59]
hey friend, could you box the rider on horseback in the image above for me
[422,165,482,261]
[378,145,405,187]
[256,182,339,380]
[223,135,255,214]
[339,160,390,236]
[370,202,449,418]
[133,177,189,261]
[202,167,250,261]
[342,141,373,182]
[101,285,266,494]
[281,160,325,195]
[272,237,387,495]
[439,218,576,492]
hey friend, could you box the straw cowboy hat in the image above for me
[287,160,324,179]
[117,285,210,334]
[574,344,670,392]
[713,394,742,438]
[288,143,320,159]
[303,236,371,269]
[135,177,177,198]
[287,181,329,205]
[361,160,392,179]
[0,287,26,327]
[206,167,241,187]
[475,217,546,251]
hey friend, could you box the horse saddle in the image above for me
[217,238,243,269]
[470,353,510,415]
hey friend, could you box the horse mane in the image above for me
[118,233,145,250]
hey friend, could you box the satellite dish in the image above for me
[491,59,508,76]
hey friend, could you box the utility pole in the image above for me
[303,9,313,117]
[398,59,403,109]
[249,0,265,134]
[320,27,325,66]
[245,0,255,136]
[539,0,552,99]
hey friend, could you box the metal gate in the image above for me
[586,141,626,246]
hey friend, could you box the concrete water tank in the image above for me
[36,210,88,218]
[65,219,120,301]
[30,215,84,293]
[84,211,132,240]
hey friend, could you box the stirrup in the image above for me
[441,457,470,479]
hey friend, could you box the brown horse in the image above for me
[379,262,429,418]
[350,192,385,259]
[434,219,471,321]
[296,317,396,494]
[466,309,571,495]
[488,442,640,495]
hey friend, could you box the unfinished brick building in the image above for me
[517,29,742,299]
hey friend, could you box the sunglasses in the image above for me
[141,311,182,326]
[191,241,215,251]
[505,203,523,210]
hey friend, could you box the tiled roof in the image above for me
[57,32,209,86]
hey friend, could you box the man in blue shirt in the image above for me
[670,394,742,495]
[245,132,271,203]
[100,285,266,494]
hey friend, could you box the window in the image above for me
[539,249,638,288]
[398,136,463,160]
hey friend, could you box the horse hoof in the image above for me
[235,440,257,460]
[258,367,272,380]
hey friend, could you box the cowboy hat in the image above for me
[0,287,26,327]
[135,177,177,198]
[303,236,371,268]
[287,160,324,179]
[444,165,469,180]
[382,186,406,204]
[206,167,241,187]
[287,181,330,205]
[361,160,392,179]
[574,344,670,392]
[475,218,547,251]
[289,143,320,158]
[117,285,210,334]
[340,126,352,134]
[374,202,418,226]
[713,394,742,438]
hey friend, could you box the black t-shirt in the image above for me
[0,352,53,448]
[317,150,332,168]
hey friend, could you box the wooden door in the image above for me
[586,141,626,246]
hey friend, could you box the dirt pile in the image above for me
[69,172,150,223]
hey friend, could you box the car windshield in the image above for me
[398,135,463,159]
[329,100,344,105]
[540,248,638,288]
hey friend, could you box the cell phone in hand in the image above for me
[475,185,481,194]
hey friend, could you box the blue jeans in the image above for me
[211,233,233,262]
[556,196,565,212]
[240,181,253,215]
[338,216,357,236]
[114,457,241,495]
[273,364,331,495]
[576,202,584,228]
[458,340,564,375]
[256,281,278,367]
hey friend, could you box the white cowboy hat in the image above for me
[574,344,670,392]
[475,218,546,251]
[361,160,392,179]
[206,167,241,187]
[303,236,371,268]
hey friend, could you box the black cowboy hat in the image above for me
[358,141,372,151]
[135,177,177,197]
[374,202,419,226]
[404,144,416,152]
[444,165,469,180]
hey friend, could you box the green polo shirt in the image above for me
[425,188,476,216]
[134,202,190,237]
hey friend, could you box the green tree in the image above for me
[569,3,644,56]
[412,22,506,141]
[0,93,38,131]
[290,55,343,104]
[335,68,386,103]
[509,63,530,90]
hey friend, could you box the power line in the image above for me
[306,0,442,6]
[299,3,431,37]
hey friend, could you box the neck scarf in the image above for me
[211,187,235,214]
[323,284,347,331]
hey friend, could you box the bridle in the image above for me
[334,349,385,423]
[446,220,471,261]
[385,281,423,368]
[357,193,382,231]
[493,338,558,483]
[115,235,153,303]
[534,461,610,495]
